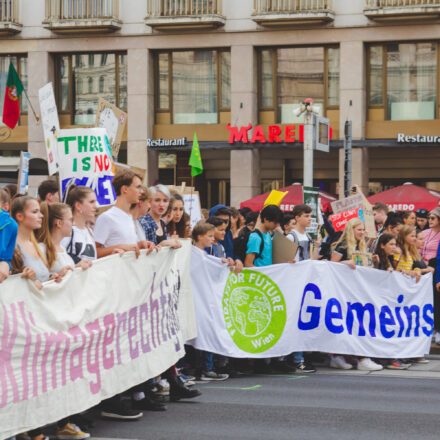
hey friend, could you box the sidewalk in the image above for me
[317,353,440,380]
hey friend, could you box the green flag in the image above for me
[189,132,203,177]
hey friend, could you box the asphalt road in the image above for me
[88,369,440,440]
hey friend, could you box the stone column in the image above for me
[229,45,260,208]
[27,51,54,194]
[338,41,369,197]
[127,48,158,185]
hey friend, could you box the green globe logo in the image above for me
[223,270,287,354]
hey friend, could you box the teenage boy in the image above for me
[244,205,283,268]
[206,217,244,272]
[192,221,231,381]
[0,188,17,283]
[38,179,60,204]
[209,205,235,259]
[286,204,319,373]
[281,213,295,236]
[94,170,159,421]
[373,202,389,233]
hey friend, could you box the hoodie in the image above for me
[0,209,18,267]
[209,204,234,259]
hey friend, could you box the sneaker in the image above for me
[293,361,316,373]
[329,355,352,370]
[156,379,170,395]
[132,395,167,412]
[357,358,383,371]
[272,360,296,374]
[386,360,409,370]
[56,423,90,440]
[100,398,143,421]
[200,371,229,381]
[415,357,429,364]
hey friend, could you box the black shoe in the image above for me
[293,361,316,373]
[168,376,202,401]
[253,363,274,374]
[272,360,296,374]
[100,397,143,421]
[132,395,167,412]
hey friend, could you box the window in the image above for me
[55,52,127,125]
[368,43,437,120]
[156,49,231,124]
[0,55,27,124]
[259,46,339,123]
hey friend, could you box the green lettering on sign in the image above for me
[78,136,88,153]
[58,136,76,155]
[222,270,287,354]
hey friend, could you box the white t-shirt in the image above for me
[94,206,138,248]
[38,243,75,274]
[61,226,97,261]
[286,229,311,261]
[135,219,147,242]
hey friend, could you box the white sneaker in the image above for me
[329,355,352,370]
[357,358,383,371]
[434,331,440,345]
[157,379,170,395]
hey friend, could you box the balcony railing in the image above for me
[253,0,335,26]
[43,0,121,32]
[365,0,440,20]
[0,0,22,33]
[146,0,225,30]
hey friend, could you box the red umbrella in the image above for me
[368,183,440,212]
[240,184,337,212]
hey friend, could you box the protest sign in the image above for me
[303,186,319,239]
[330,207,361,231]
[57,127,116,206]
[96,98,127,159]
[331,194,376,238]
[0,242,195,439]
[183,191,202,228]
[38,82,60,175]
[189,247,432,359]
[17,151,31,195]
[352,252,374,268]
[272,229,298,264]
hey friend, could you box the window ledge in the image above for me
[364,5,440,21]
[43,18,122,33]
[252,10,335,26]
[0,21,22,33]
[145,15,226,30]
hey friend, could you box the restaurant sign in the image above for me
[147,137,187,148]
[397,133,440,143]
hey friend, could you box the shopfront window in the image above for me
[259,46,339,123]
[0,55,27,124]
[368,43,437,120]
[55,52,127,125]
[155,49,231,124]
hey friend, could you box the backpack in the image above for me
[320,230,343,261]
[233,228,265,263]
[65,229,82,265]
[287,230,314,261]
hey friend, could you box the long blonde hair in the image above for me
[332,217,366,258]
[36,202,71,269]
[10,196,48,272]
[396,225,420,260]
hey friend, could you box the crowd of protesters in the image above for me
[1,174,440,440]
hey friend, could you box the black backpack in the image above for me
[233,228,265,263]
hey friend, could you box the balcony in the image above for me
[146,0,225,31]
[43,0,121,33]
[0,0,22,33]
[253,0,335,26]
[364,0,440,21]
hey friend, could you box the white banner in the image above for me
[189,247,433,359]
[0,241,195,439]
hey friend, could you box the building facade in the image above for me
[1,0,440,207]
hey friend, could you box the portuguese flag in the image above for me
[2,62,23,129]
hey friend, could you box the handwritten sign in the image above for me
[17,151,31,195]
[38,83,60,175]
[57,128,116,206]
[330,208,361,232]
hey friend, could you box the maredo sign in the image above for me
[226,123,333,144]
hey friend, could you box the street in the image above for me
[87,356,440,440]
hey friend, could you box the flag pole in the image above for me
[22,88,40,123]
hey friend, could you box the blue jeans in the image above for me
[291,352,304,364]
[203,351,214,372]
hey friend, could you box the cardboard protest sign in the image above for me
[272,229,298,264]
[96,98,127,159]
[38,82,60,175]
[352,252,374,268]
[17,151,31,195]
[330,208,361,232]
[183,191,202,228]
[331,194,376,238]
[264,189,288,207]
[57,127,116,206]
